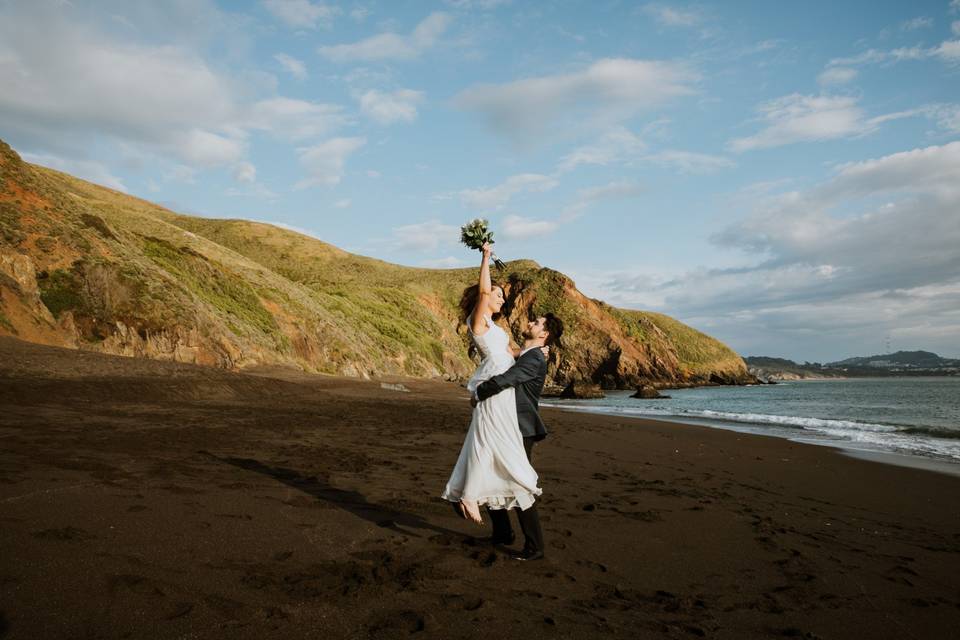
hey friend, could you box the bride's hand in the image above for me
[540,345,550,358]
[481,242,492,258]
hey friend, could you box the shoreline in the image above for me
[2,337,960,639]
[542,402,960,479]
[543,378,960,479]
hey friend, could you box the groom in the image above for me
[472,313,564,561]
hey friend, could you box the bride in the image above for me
[441,243,542,525]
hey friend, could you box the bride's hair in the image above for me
[458,282,505,323]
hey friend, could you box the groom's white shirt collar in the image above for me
[519,345,540,357]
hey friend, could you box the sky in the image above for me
[1,0,959,362]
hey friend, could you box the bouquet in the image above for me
[460,218,506,269]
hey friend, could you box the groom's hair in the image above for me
[543,313,564,348]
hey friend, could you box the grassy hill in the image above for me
[0,138,752,388]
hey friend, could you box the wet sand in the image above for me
[1,336,959,639]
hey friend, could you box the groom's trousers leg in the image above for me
[517,436,545,553]
[488,436,538,542]
[517,503,544,554]
[486,506,513,542]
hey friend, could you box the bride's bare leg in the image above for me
[460,499,484,525]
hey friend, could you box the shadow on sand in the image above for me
[200,450,467,541]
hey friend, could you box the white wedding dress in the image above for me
[441,315,541,511]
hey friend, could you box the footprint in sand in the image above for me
[576,559,608,573]
[367,610,426,637]
[105,573,165,598]
[440,593,484,611]
[31,526,96,542]
[163,601,194,620]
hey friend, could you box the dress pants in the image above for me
[487,436,545,553]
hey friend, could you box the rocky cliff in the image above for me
[0,138,753,388]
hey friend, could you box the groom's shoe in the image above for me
[509,548,545,562]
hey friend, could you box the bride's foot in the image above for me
[460,499,484,525]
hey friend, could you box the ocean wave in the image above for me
[899,426,960,440]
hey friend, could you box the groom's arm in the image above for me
[475,351,544,402]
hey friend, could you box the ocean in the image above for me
[542,377,960,473]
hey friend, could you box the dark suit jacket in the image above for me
[475,347,548,441]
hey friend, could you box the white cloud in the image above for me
[935,39,960,62]
[444,0,511,9]
[502,215,559,240]
[318,12,451,62]
[562,179,644,218]
[0,5,239,164]
[593,142,960,359]
[274,53,307,79]
[390,220,459,251]
[901,16,933,31]
[234,161,257,183]
[295,137,366,188]
[175,129,246,167]
[22,153,127,192]
[459,173,558,210]
[454,58,698,143]
[421,256,466,268]
[953,21,960,36]
[641,150,735,173]
[729,94,922,152]
[350,7,371,22]
[828,39,960,68]
[817,66,858,86]
[558,127,646,172]
[358,88,424,124]
[576,180,644,203]
[0,2,355,178]
[334,198,352,208]
[642,4,702,27]
[558,127,731,174]
[262,0,339,29]
[931,104,960,133]
[246,97,348,140]
[953,0,960,14]
[225,182,277,199]
[163,164,198,184]
[730,94,865,151]
[366,169,382,178]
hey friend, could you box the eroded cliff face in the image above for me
[493,268,749,389]
[0,138,752,387]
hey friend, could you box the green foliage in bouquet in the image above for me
[460,218,495,250]
[460,218,505,268]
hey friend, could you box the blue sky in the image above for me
[2,0,959,361]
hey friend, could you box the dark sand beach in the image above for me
[1,336,959,639]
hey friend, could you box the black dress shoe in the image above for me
[509,548,545,561]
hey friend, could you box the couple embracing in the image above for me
[441,243,563,562]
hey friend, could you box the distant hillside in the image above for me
[746,351,960,380]
[0,138,752,388]
[827,351,960,370]
[743,357,842,381]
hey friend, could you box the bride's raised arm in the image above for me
[470,243,493,335]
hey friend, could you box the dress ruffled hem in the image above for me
[440,487,541,511]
